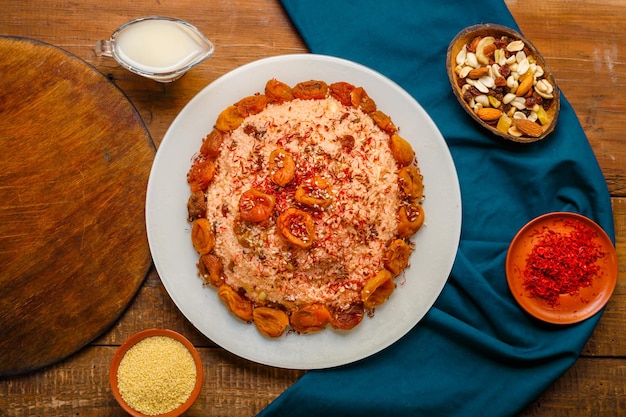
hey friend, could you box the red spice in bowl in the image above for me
[110,329,203,416]
[506,212,617,324]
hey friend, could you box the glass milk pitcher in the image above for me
[95,16,215,82]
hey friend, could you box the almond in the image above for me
[514,119,543,137]
[516,74,534,97]
[476,107,502,122]
[469,36,482,51]
[467,67,490,79]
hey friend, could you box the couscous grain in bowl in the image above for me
[110,329,203,416]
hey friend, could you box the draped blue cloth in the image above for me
[258,1,615,416]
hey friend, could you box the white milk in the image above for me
[114,19,211,73]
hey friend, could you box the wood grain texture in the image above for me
[0,37,154,377]
[0,0,623,415]
[505,0,626,196]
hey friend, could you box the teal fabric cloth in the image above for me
[258,1,616,416]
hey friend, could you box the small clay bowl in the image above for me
[447,24,560,143]
[505,212,617,324]
[110,329,203,417]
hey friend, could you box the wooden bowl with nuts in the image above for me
[447,24,560,143]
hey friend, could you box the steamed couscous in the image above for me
[186,79,426,337]
[116,336,197,415]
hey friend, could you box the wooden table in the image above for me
[1,1,624,415]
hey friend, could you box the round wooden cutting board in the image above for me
[0,36,155,376]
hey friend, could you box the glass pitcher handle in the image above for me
[94,40,113,57]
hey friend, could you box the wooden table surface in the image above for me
[1,0,624,415]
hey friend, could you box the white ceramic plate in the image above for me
[146,54,461,369]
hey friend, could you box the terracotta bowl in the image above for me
[505,212,617,324]
[110,329,203,417]
[447,24,560,143]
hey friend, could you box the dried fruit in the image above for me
[362,270,395,309]
[397,202,425,238]
[197,253,224,287]
[191,218,215,254]
[218,285,253,321]
[398,166,424,201]
[236,95,269,117]
[269,148,296,186]
[200,129,224,158]
[330,304,364,330]
[536,106,549,125]
[253,307,289,338]
[290,304,332,333]
[294,176,333,209]
[238,188,276,222]
[265,79,293,103]
[389,133,415,166]
[292,80,328,100]
[384,239,413,275]
[277,208,315,248]
[370,110,397,134]
[496,113,513,134]
[215,105,244,132]
[350,86,377,113]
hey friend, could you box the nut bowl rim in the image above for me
[109,328,204,417]
[446,23,561,143]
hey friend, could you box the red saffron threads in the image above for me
[522,219,606,307]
